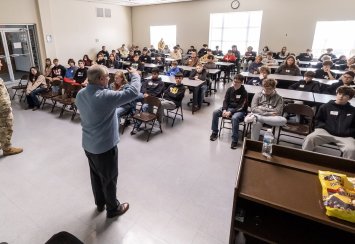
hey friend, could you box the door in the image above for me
[0,27,34,82]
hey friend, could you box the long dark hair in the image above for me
[29,67,41,82]
[45,58,52,68]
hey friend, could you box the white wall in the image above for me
[38,0,132,64]
[132,0,355,54]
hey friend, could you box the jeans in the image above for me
[211,108,246,142]
[26,87,47,108]
[193,84,208,107]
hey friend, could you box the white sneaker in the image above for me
[244,113,256,124]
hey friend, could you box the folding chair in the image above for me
[218,117,247,141]
[11,74,28,101]
[165,105,183,127]
[51,82,81,120]
[276,103,315,145]
[130,96,163,142]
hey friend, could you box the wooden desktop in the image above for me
[229,139,355,243]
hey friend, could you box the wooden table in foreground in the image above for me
[229,139,355,244]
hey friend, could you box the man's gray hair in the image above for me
[87,64,108,84]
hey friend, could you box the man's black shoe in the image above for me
[231,141,238,149]
[107,203,129,218]
[97,205,105,212]
[210,133,218,141]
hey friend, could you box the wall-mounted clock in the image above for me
[231,0,240,10]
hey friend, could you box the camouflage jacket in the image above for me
[0,78,12,116]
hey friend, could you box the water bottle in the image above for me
[262,129,274,158]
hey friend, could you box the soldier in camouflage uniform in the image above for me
[0,59,23,156]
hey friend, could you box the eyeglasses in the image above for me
[343,75,353,79]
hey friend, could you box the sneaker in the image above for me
[244,113,256,124]
[210,133,218,141]
[231,141,238,149]
[3,147,23,156]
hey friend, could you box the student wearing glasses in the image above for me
[244,78,287,141]
[302,86,355,160]
[324,71,355,95]
[210,74,248,149]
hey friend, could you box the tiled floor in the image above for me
[0,81,242,244]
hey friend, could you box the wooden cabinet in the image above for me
[229,140,355,243]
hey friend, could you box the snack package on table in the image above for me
[318,170,355,223]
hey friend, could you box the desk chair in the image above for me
[11,74,28,101]
[130,96,163,142]
[276,103,315,145]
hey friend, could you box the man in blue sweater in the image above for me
[75,65,141,218]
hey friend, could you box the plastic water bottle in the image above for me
[262,129,274,159]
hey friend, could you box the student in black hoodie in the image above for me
[210,74,248,149]
[315,60,335,80]
[198,44,209,58]
[157,72,186,121]
[289,71,320,93]
[302,86,355,160]
[323,71,355,95]
[139,48,152,64]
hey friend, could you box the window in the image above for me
[150,25,176,50]
[209,11,263,55]
[312,21,355,58]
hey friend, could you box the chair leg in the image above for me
[11,90,17,100]
[59,105,66,117]
[41,98,46,109]
[180,106,184,121]
[218,117,223,138]
[171,109,178,127]
[51,101,57,112]
[146,120,155,142]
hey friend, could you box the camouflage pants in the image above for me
[0,112,13,150]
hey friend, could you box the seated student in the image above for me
[302,86,355,160]
[141,68,164,99]
[139,47,152,64]
[198,44,209,58]
[275,55,301,76]
[154,54,165,66]
[25,67,47,110]
[349,64,355,73]
[149,44,158,56]
[324,71,355,95]
[242,46,257,71]
[315,60,335,80]
[187,46,196,55]
[318,48,337,61]
[126,50,135,62]
[296,49,313,61]
[259,46,270,57]
[262,51,278,66]
[204,55,217,69]
[289,71,320,93]
[189,63,208,110]
[212,46,223,56]
[73,60,88,86]
[199,49,216,63]
[106,54,121,69]
[64,59,78,80]
[248,55,263,74]
[184,51,199,67]
[82,54,93,67]
[162,45,170,55]
[157,72,186,120]
[176,44,183,55]
[50,59,66,92]
[133,46,141,56]
[247,66,270,86]
[95,53,106,65]
[119,44,129,59]
[111,71,136,121]
[335,55,347,65]
[170,46,182,62]
[345,56,355,71]
[111,49,121,61]
[210,74,248,149]
[43,58,53,83]
[97,45,109,60]
[244,78,287,141]
[275,46,289,60]
[222,50,237,63]
[166,61,182,76]
[131,54,144,72]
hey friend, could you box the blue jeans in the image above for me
[27,87,47,108]
[211,108,245,142]
[193,84,207,107]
